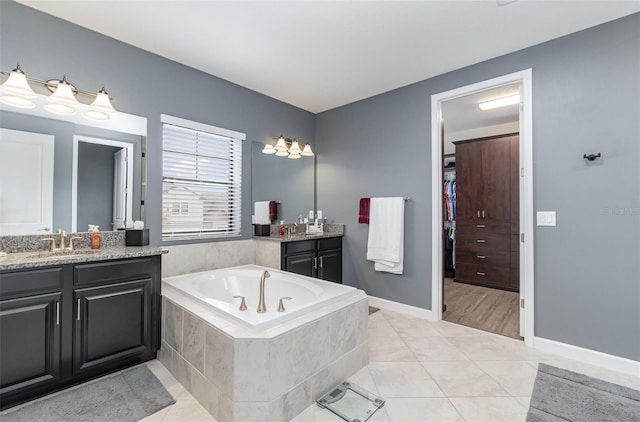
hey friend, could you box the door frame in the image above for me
[71,135,134,232]
[430,69,535,346]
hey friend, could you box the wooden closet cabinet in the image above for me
[454,133,519,292]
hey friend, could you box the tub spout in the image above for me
[257,270,270,313]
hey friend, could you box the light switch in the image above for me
[537,211,556,226]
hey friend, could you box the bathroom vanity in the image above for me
[254,226,343,284]
[0,247,165,410]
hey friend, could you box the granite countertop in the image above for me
[0,246,168,271]
[253,232,343,243]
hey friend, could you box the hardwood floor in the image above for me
[443,277,522,340]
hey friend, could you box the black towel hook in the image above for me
[583,153,601,162]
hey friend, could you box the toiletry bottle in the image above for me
[89,225,101,249]
[279,221,285,236]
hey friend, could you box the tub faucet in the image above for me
[257,270,270,313]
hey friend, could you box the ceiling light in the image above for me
[262,135,314,158]
[0,63,37,108]
[479,94,520,110]
[288,153,301,159]
[45,75,80,115]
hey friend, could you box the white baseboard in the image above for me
[367,296,436,321]
[534,336,640,375]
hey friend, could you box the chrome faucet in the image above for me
[257,270,270,313]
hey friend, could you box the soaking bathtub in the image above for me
[160,264,369,422]
[162,264,359,329]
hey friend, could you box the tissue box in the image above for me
[125,229,149,246]
[254,224,271,236]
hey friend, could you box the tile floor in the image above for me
[142,309,639,422]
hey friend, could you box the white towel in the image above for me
[366,197,405,274]
[254,201,270,225]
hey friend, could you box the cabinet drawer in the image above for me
[455,263,510,288]
[0,267,64,299]
[457,219,510,234]
[74,258,154,285]
[456,249,509,268]
[283,240,316,255]
[456,232,510,251]
[318,237,341,251]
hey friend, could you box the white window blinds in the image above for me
[161,115,244,240]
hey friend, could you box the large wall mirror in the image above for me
[251,141,315,223]
[0,100,147,236]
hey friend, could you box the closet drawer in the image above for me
[456,249,509,268]
[455,263,510,288]
[457,219,510,234]
[456,232,510,252]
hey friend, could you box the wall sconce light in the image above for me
[262,135,314,159]
[0,63,117,120]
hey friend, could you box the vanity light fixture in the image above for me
[479,94,520,110]
[0,64,37,108]
[45,75,80,115]
[0,63,118,119]
[262,135,314,158]
[84,87,116,120]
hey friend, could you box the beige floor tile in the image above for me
[161,394,216,422]
[435,322,488,337]
[383,398,464,422]
[515,396,532,408]
[421,361,509,397]
[403,336,469,361]
[347,366,380,395]
[368,335,416,362]
[449,397,528,422]
[368,314,399,337]
[388,319,443,337]
[474,361,539,396]
[368,362,445,398]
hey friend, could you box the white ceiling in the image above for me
[17,0,640,113]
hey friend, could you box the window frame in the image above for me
[161,114,245,241]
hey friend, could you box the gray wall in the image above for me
[0,1,315,245]
[316,13,640,361]
[77,142,118,231]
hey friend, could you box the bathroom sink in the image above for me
[26,250,98,259]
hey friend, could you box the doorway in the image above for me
[71,135,134,232]
[430,70,535,346]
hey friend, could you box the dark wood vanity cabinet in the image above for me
[281,237,342,283]
[0,256,161,410]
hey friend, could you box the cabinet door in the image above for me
[0,292,61,395]
[480,136,512,222]
[73,280,152,375]
[455,141,483,222]
[319,249,342,284]
[285,251,317,278]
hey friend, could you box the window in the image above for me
[161,115,244,240]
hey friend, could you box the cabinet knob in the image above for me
[476,239,486,243]
[477,255,486,259]
[313,257,318,270]
[476,272,486,276]
[476,224,485,228]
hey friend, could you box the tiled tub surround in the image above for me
[160,270,368,422]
